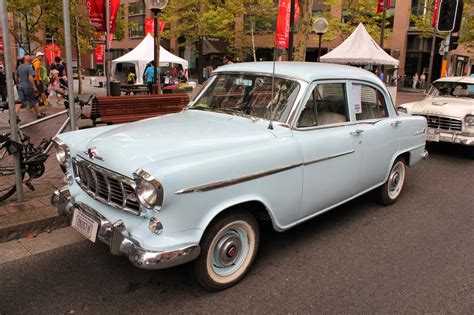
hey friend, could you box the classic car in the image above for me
[397,76,474,154]
[51,62,427,291]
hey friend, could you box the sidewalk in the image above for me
[0,88,424,243]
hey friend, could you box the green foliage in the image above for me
[322,0,391,44]
[459,0,474,47]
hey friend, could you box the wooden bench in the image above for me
[89,94,189,126]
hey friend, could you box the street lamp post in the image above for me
[145,0,168,95]
[312,18,328,62]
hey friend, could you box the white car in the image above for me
[398,76,474,154]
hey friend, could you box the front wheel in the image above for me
[376,157,407,205]
[195,210,259,291]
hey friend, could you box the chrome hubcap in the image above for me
[215,233,242,267]
[388,162,405,199]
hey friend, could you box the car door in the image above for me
[293,81,363,219]
[349,82,400,190]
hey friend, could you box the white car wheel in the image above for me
[377,157,407,205]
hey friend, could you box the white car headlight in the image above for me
[53,137,70,166]
[466,115,474,127]
[134,169,164,209]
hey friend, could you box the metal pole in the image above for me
[198,36,203,84]
[105,0,110,96]
[288,0,296,61]
[1,0,24,201]
[317,34,322,62]
[379,0,387,81]
[63,0,77,130]
[152,10,162,94]
[426,28,437,91]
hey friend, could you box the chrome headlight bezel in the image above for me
[465,115,474,127]
[133,169,164,210]
[53,136,70,166]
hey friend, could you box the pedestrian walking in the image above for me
[54,56,67,87]
[32,51,49,106]
[47,64,64,106]
[144,61,160,94]
[420,73,426,89]
[412,73,419,89]
[15,55,45,118]
[127,69,136,84]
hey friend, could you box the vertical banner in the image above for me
[432,0,440,27]
[274,0,300,49]
[94,36,105,64]
[86,0,120,32]
[145,18,166,35]
[44,44,61,64]
[377,0,390,13]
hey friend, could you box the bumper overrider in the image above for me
[51,186,200,270]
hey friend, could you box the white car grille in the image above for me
[72,158,140,215]
[415,114,462,132]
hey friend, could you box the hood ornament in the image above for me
[85,147,104,161]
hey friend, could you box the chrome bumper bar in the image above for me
[51,186,201,270]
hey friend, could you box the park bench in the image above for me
[88,94,189,126]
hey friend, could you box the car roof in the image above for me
[214,61,382,85]
[433,76,474,84]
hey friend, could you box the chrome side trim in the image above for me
[303,150,355,166]
[175,150,355,195]
[175,162,303,194]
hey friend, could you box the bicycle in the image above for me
[0,93,95,202]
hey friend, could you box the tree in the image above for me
[293,0,314,61]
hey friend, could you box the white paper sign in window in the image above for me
[352,84,362,114]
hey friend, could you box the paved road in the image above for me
[1,142,472,313]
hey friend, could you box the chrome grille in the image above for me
[72,158,140,215]
[415,114,462,132]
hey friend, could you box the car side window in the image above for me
[297,83,349,128]
[354,84,389,121]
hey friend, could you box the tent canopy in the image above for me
[320,23,399,66]
[111,33,189,84]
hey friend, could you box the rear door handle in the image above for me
[391,120,402,127]
[350,129,364,135]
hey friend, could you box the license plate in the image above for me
[426,128,440,142]
[72,209,99,242]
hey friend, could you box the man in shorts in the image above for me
[32,51,49,106]
[15,55,45,118]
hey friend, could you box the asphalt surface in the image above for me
[1,142,473,314]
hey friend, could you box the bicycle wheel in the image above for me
[0,151,24,203]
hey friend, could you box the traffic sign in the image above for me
[90,39,106,45]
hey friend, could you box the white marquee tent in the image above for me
[320,23,399,66]
[111,33,189,84]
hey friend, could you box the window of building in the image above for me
[297,83,349,128]
[129,23,145,39]
[129,1,145,16]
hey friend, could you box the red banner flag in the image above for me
[274,0,300,49]
[94,35,105,64]
[144,18,166,35]
[377,0,390,13]
[44,44,61,64]
[86,0,121,33]
[432,0,440,27]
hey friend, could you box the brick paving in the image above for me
[0,83,424,242]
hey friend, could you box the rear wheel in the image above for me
[377,157,407,205]
[195,210,259,291]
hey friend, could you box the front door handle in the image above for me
[391,120,402,127]
[350,129,364,135]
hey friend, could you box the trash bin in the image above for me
[110,81,121,96]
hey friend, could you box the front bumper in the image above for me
[51,187,201,270]
[427,130,474,146]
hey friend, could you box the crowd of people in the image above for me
[0,52,68,119]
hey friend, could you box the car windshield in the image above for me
[428,81,474,99]
[190,73,300,123]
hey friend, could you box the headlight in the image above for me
[466,115,474,127]
[53,137,70,166]
[397,107,407,114]
[134,169,164,209]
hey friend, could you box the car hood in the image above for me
[406,97,474,117]
[75,110,291,174]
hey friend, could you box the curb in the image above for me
[0,214,69,243]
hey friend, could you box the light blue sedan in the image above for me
[52,62,427,291]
